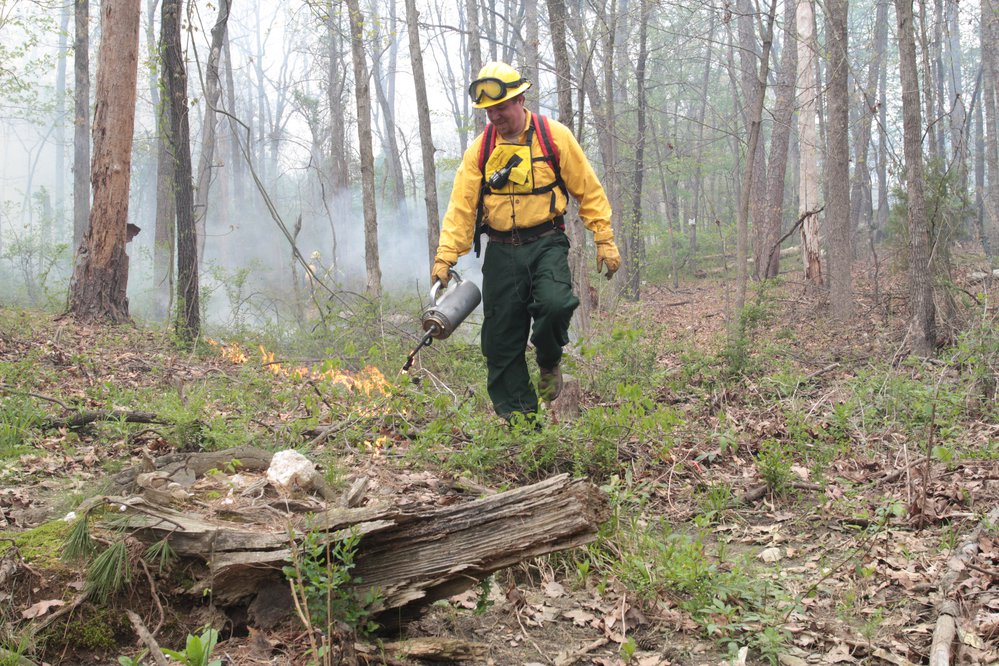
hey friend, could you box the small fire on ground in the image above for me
[208,339,390,396]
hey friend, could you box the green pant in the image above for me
[481,232,579,419]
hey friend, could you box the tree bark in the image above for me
[735,0,777,316]
[736,0,767,273]
[66,0,141,324]
[193,0,231,265]
[982,0,999,252]
[624,0,649,301]
[72,0,91,254]
[345,0,382,298]
[850,0,890,236]
[152,0,176,324]
[758,0,797,280]
[798,0,823,285]
[825,0,852,319]
[164,0,200,341]
[464,0,484,136]
[546,0,591,335]
[405,0,441,271]
[895,0,937,356]
[121,473,608,622]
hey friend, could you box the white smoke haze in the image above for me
[0,0,486,334]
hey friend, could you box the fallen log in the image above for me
[115,473,608,623]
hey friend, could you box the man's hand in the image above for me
[431,259,453,288]
[596,240,621,279]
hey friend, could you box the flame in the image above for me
[208,339,248,364]
[254,345,390,396]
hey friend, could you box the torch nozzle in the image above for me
[402,328,437,373]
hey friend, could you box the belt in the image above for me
[487,220,561,245]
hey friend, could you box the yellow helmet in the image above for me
[468,61,531,109]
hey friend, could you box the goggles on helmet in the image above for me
[468,76,527,105]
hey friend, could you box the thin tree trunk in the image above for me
[345,0,382,298]
[152,0,175,323]
[945,0,967,204]
[73,0,91,253]
[326,4,350,193]
[798,0,823,285]
[735,0,778,316]
[193,0,231,265]
[405,0,441,270]
[737,0,767,268]
[624,0,648,301]
[164,0,200,340]
[850,0,890,236]
[546,0,591,334]
[464,0,484,135]
[825,0,852,319]
[55,5,70,239]
[67,0,141,323]
[690,11,717,265]
[895,0,937,356]
[982,0,999,251]
[758,0,797,279]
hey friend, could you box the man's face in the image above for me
[486,96,526,140]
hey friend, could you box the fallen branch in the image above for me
[42,409,168,430]
[125,610,170,666]
[738,481,823,504]
[555,637,610,666]
[929,600,958,666]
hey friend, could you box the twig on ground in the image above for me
[125,610,170,666]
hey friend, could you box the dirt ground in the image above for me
[1,256,997,666]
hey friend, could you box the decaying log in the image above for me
[113,444,274,489]
[358,637,487,662]
[116,474,608,621]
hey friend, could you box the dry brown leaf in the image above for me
[21,598,65,619]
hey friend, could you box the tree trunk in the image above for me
[325,4,350,193]
[72,0,91,254]
[734,0,777,318]
[464,0,484,136]
[798,0,823,285]
[982,0,999,252]
[405,0,441,271]
[850,0,890,236]
[66,0,140,324]
[624,0,649,301]
[546,0,591,336]
[523,0,539,110]
[945,0,967,206]
[55,5,70,239]
[736,0,767,274]
[345,0,382,298]
[152,0,176,323]
[369,0,407,208]
[193,0,231,265]
[164,0,200,341]
[825,0,852,319]
[758,0,797,280]
[689,11,717,266]
[895,0,937,356]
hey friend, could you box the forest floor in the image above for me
[1,251,998,666]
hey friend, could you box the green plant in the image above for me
[161,627,221,666]
[0,396,41,458]
[756,439,794,495]
[283,526,381,665]
[85,540,131,602]
[117,650,148,666]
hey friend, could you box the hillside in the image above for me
[1,258,997,666]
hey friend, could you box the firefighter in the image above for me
[431,61,621,423]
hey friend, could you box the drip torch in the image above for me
[402,269,482,372]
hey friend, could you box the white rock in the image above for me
[266,449,316,494]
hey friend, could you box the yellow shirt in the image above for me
[435,109,614,266]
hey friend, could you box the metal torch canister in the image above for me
[421,269,482,339]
